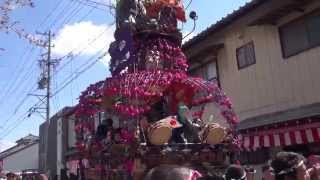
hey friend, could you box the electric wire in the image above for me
[35,0,65,31]
[53,57,103,97]
[185,0,193,10]
[53,1,84,32]
[83,0,115,8]
[4,1,102,115]
[0,0,72,127]
[0,0,114,136]
[0,51,107,138]
[73,0,108,11]
[46,0,75,31]
[55,24,114,73]
[0,46,36,105]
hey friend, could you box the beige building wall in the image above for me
[216,1,320,121]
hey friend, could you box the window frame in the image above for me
[67,116,76,149]
[189,60,220,86]
[279,9,320,58]
[236,41,256,70]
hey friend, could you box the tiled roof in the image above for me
[0,134,39,159]
[182,0,267,49]
[0,140,38,159]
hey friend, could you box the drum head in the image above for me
[206,127,226,145]
[148,126,172,145]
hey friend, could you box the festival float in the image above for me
[73,0,240,179]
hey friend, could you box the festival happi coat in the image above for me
[73,0,240,177]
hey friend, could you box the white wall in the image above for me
[216,1,320,121]
[3,143,39,173]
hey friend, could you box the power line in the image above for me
[0,0,114,135]
[0,114,29,138]
[54,50,105,93]
[53,51,107,97]
[35,0,66,31]
[0,22,112,130]
[54,2,84,32]
[55,24,113,73]
[0,32,53,135]
[11,68,38,113]
[83,0,115,8]
[77,5,96,21]
[14,85,37,114]
[0,0,112,131]
[0,46,37,106]
[0,51,108,138]
[0,0,71,114]
[6,58,37,101]
[185,0,193,10]
[73,0,108,11]
[0,96,45,137]
[46,0,75,31]
[0,0,79,108]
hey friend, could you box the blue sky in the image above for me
[0,0,250,151]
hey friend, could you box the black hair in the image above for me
[224,164,246,180]
[105,118,113,126]
[261,164,270,172]
[274,171,297,180]
[271,152,305,180]
[271,152,305,173]
[198,174,224,180]
[144,165,201,180]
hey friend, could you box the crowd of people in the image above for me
[0,151,318,180]
[0,173,48,180]
[144,152,320,180]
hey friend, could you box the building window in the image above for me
[236,41,256,70]
[190,61,219,84]
[68,117,76,148]
[280,10,320,58]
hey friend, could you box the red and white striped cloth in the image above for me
[239,123,320,150]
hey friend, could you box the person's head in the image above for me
[114,128,122,141]
[103,118,113,127]
[6,172,17,180]
[262,164,274,180]
[270,152,308,180]
[309,167,320,180]
[198,175,224,180]
[196,170,223,180]
[224,165,247,180]
[144,165,202,180]
[39,174,48,180]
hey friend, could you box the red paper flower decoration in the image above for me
[170,119,177,126]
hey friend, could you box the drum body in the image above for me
[201,123,226,145]
[148,121,172,145]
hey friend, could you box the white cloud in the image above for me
[0,140,15,152]
[52,21,115,66]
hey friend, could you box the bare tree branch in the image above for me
[0,0,44,49]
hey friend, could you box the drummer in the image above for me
[96,118,114,142]
[171,103,200,143]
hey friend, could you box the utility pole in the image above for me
[34,30,54,120]
[30,30,58,177]
[46,30,51,124]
